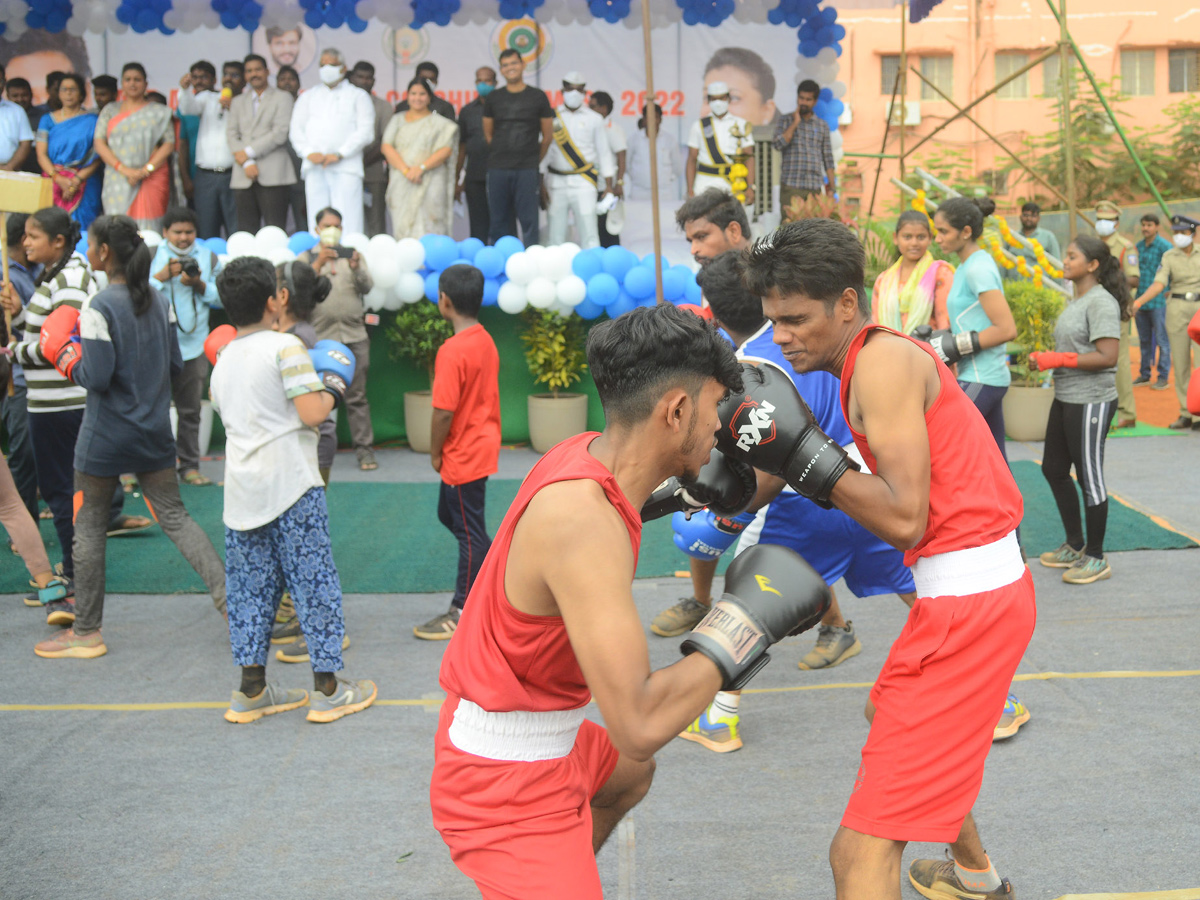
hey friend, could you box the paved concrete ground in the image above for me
[2,434,1199,900]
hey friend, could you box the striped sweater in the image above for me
[12,253,96,412]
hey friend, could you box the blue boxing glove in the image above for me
[672,510,756,561]
[310,340,356,404]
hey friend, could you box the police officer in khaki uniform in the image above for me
[1133,215,1200,429]
[1094,200,1139,428]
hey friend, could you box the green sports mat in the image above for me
[2,460,1193,596]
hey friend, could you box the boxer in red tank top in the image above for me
[741,220,1036,900]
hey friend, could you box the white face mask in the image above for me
[562,90,584,110]
[319,65,343,86]
[1174,233,1194,250]
[1095,219,1117,237]
[708,99,729,117]
[319,226,342,246]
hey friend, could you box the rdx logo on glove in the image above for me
[325,348,352,366]
[730,398,777,453]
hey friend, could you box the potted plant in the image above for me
[520,308,589,453]
[1002,280,1066,442]
[384,300,453,453]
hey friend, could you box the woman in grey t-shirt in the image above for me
[1028,235,1131,585]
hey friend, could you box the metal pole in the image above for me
[1058,0,1076,238]
[640,0,664,303]
[901,46,1058,161]
[898,1,906,180]
[1042,0,1173,221]
[867,64,903,225]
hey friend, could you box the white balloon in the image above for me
[831,80,848,99]
[504,252,537,286]
[367,233,396,255]
[341,232,370,252]
[226,231,258,258]
[817,46,838,65]
[371,256,401,290]
[526,277,557,310]
[394,237,425,272]
[139,230,163,249]
[539,246,573,283]
[382,289,405,311]
[363,285,390,311]
[256,225,289,251]
[556,274,588,307]
[497,281,528,314]
[559,241,582,259]
[523,245,547,268]
[395,271,427,304]
[265,247,296,266]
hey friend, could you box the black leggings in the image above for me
[1042,398,1116,558]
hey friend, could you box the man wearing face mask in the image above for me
[288,48,375,235]
[686,81,754,204]
[456,66,496,242]
[395,61,457,122]
[773,79,835,214]
[349,61,395,238]
[1133,215,1200,430]
[1094,201,1139,429]
[540,72,615,250]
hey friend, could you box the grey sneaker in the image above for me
[276,633,350,663]
[1062,555,1111,585]
[224,683,309,724]
[1039,542,1084,569]
[909,854,1013,899]
[798,621,863,670]
[271,617,302,645]
[413,607,461,640]
[307,677,378,723]
[650,596,710,637]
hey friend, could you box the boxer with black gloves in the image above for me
[912,323,981,366]
[640,449,756,522]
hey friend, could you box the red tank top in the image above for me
[839,324,1022,566]
[438,432,642,712]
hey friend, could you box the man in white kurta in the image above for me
[288,48,375,235]
[685,80,754,200]
[540,72,615,249]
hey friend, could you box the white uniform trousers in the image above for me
[547,173,600,249]
[692,172,733,198]
[305,169,365,235]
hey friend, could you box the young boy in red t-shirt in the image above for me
[413,266,501,640]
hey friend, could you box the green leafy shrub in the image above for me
[384,301,453,386]
[520,309,587,397]
[1005,281,1066,386]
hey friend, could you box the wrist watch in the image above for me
[144,163,156,173]
[420,163,427,171]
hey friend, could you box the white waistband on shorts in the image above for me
[448,698,586,762]
[911,531,1025,599]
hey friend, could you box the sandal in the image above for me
[107,515,155,537]
[358,456,378,471]
[181,470,213,486]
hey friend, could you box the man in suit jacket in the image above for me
[227,53,296,232]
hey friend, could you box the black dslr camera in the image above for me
[179,257,201,279]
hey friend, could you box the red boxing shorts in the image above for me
[842,536,1036,843]
[431,694,621,900]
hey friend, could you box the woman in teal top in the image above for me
[933,196,1018,459]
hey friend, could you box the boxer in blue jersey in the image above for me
[663,252,917,754]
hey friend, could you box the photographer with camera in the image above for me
[150,207,224,485]
[297,206,378,470]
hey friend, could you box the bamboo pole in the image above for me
[867,64,903,225]
[640,0,663,303]
[1058,1,1076,238]
[898,1,906,180]
[901,46,1059,161]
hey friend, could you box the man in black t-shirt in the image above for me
[457,65,497,242]
[482,49,553,246]
[394,61,457,122]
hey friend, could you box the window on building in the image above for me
[1120,49,1156,96]
[881,55,901,95]
[1042,53,1072,98]
[996,52,1030,99]
[920,56,954,100]
[1169,48,1200,93]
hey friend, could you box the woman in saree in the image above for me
[34,73,102,230]
[93,63,174,232]
[870,210,954,335]
[381,78,458,239]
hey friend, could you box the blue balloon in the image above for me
[483,278,501,306]
[830,99,845,117]
[474,246,505,278]
[606,290,637,318]
[685,279,703,305]
[832,23,846,40]
[574,297,604,320]
[459,237,484,261]
[820,5,837,23]
[661,266,688,301]
[601,245,636,281]
[640,253,662,269]
[819,87,834,102]
[424,271,442,302]
[623,265,656,300]
[586,272,620,307]
[571,248,603,281]
[286,232,315,254]
[800,40,820,58]
[494,235,525,259]
[424,234,459,271]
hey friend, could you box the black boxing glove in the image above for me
[680,544,831,690]
[716,362,859,510]
[640,450,756,523]
[913,326,980,366]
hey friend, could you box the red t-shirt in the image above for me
[432,323,501,486]
[839,324,1023,566]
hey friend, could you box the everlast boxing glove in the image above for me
[672,510,755,561]
[640,450,757,523]
[38,305,83,382]
[716,362,858,510]
[912,324,980,366]
[680,543,830,690]
[310,339,357,404]
[204,324,237,365]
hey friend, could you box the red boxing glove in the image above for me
[1028,351,1078,372]
[1188,308,1200,345]
[1188,370,1200,417]
[38,305,82,382]
[204,324,237,365]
